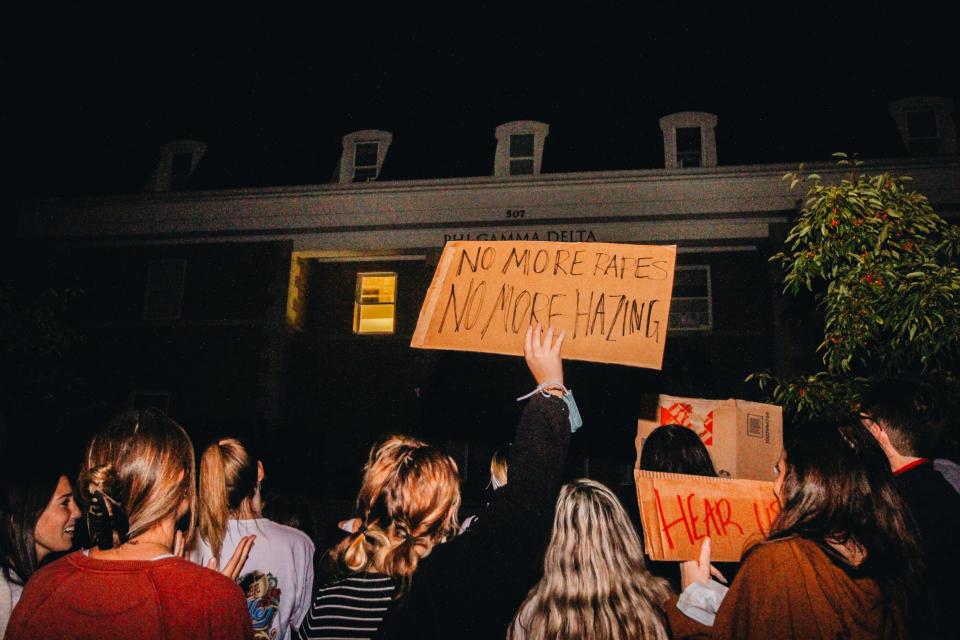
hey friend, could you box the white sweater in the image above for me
[191,519,314,640]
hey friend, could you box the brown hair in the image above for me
[331,435,460,591]
[78,408,196,549]
[198,437,259,562]
[766,420,925,627]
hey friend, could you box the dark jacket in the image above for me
[894,459,960,639]
[379,393,571,639]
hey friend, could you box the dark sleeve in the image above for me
[378,393,572,640]
[482,393,571,535]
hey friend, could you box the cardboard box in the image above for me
[636,395,783,481]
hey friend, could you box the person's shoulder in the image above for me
[26,550,82,584]
[153,557,242,595]
[260,519,315,551]
[742,537,816,569]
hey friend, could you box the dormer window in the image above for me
[659,112,718,169]
[889,97,957,156]
[509,134,535,175]
[494,121,549,177]
[676,127,702,168]
[171,152,195,177]
[145,140,207,192]
[338,130,393,184]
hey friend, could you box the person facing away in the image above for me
[638,424,738,591]
[459,445,510,534]
[191,437,315,640]
[859,379,960,639]
[375,322,578,639]
[668,420,926,639]
[0,453,81,636]
[4,407,253,640]
[509,478,673,640]
[296,433,462,639]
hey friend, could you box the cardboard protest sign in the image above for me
[411,241,677,369]
[636,395,783,481]
[634,470,780,562]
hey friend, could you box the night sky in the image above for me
[2,5,957,200]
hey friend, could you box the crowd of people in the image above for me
[2,322,959,639]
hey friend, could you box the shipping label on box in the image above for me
[634,470,780,561]
[636,395,783,481]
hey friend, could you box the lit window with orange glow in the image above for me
[354,272,397,334]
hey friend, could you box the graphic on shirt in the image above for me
[238,570,282,640]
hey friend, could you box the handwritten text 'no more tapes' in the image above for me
[411,241,677,369]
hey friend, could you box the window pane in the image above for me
[676,128,701,153]
[171,152,193,176]
[668,266,711,331]
[906,110,937,139]
[355,142,379,167]
[510,159,534,175]
[510,134,534,158]
[354,272,397,334]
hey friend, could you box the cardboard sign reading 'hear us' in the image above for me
[635,470,780,562]
[411,241,677,369]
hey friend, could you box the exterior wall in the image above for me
[41,240,291,450]
[15,155,960,498]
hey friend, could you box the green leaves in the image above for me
[751,158,960,421]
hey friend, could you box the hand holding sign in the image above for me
[524,323,565,390]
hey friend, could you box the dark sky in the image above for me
[2,5,957,197]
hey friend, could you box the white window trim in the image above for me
[494,121,549,177]
[339,130,393,184]
[659,112,718,169]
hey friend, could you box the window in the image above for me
[906,110,939,155]
[353,272,397,334]
[907,110,938,139]
[676,127,702,168]
[669,265,712,331]
[171,152,194,176]
[143,259,186,321]
[509,134,535,175]
[353,142,380,182]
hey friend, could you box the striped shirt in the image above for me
[296,572,398,640]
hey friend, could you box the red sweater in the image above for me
[4,551,252,640]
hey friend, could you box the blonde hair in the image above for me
[198,437,258,562]
[508,479,672,640]
[78,408,196,549]
[331,435,460,590]
[489,448,509,490]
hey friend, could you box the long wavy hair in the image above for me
[509,479,672,640]
[766,420,925,627]
[329,435,460,592]
[197,437,259,562]
[77,408,197,550]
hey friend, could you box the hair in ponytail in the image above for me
[332,435,460,593]
[79,408,196,550]
[197,438,258,562]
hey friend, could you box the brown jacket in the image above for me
[667,537,906,639]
